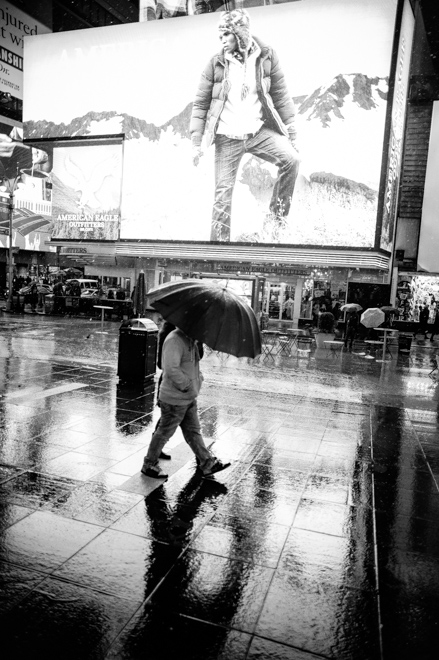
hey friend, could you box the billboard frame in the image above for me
[24,133,125,243]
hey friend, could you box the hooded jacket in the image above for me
[190,36,297,149]
[159,329,204,405]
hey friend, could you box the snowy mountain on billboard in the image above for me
[298,73,387,126]
[24,72,388,245]
[295,73,388,190]
[24,72,387,194]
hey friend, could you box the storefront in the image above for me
[262,268,348,324]
[396,273,439,323]
[110,245,389,328]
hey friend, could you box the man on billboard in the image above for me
[191,8,300,242]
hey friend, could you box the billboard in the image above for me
[379,0,414,251]
[417,101,439,273]
[0,0,51,101]
[23,0,397,247]
[48,138,124,241]
[0,119,55,252]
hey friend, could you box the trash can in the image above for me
[398,332,413,353]
[117,318,158,385]
[44,294,55,315]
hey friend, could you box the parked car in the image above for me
[65,279,100,297]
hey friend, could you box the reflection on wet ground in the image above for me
[0,315,438,659]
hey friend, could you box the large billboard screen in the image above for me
[49,138,124,241]
[379,0,414,251]
[418,101,439,273]
[0,120,54,252]
[23,0,397,247]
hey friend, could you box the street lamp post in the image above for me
[2,175,20,313]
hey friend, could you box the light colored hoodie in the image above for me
[159,329,204,405]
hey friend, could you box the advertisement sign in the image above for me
[23,0,397,247]
[417,101,439,272]
[49,138,124,240]
[0,1,50,100]
[0,119,55,251]
[379,0,415,251]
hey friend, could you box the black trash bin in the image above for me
[117,318,158,385]
[398,332,413,353]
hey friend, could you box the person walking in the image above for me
[190,8,300,242]
[52,278,65,315]
[430,309,439,342]
[344,310,359,350]
[141,326,230,479]
[418,303,430,339]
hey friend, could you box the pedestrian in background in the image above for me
[344,310,359,350]
[418,303,430,338]
[430,309,439,342]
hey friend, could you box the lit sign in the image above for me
[24,0,397,248]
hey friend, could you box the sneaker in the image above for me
[159,451,171,460]
[141,464,168,479]
[202,459,231,479]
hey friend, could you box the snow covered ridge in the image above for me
[24,73,387,143]
[298,73,388,127]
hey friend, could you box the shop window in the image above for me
[398,275,439,323]
[265,283,295,320]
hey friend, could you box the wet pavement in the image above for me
[0,314,438,659]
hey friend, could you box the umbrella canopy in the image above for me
[360,307,385,328]
[147,279,261,358]
[18,283,52,295]
[381,306,399,314]
[133,271,146,317]
[340,303,363,313]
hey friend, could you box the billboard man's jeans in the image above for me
[211,126,300,241]
[143,400,213,473]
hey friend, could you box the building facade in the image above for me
[1,0,438,324]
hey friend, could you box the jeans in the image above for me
[211,126,300,241]
[344,327,356,348]
[143,400,213,473]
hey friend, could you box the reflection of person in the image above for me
[141,326,230,479]
[191,9,300,241]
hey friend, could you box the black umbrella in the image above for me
[147,279,261,358]
[133,271,146,317]
[62,267,83,278]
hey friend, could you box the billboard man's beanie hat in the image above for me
[218,9,251,54]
